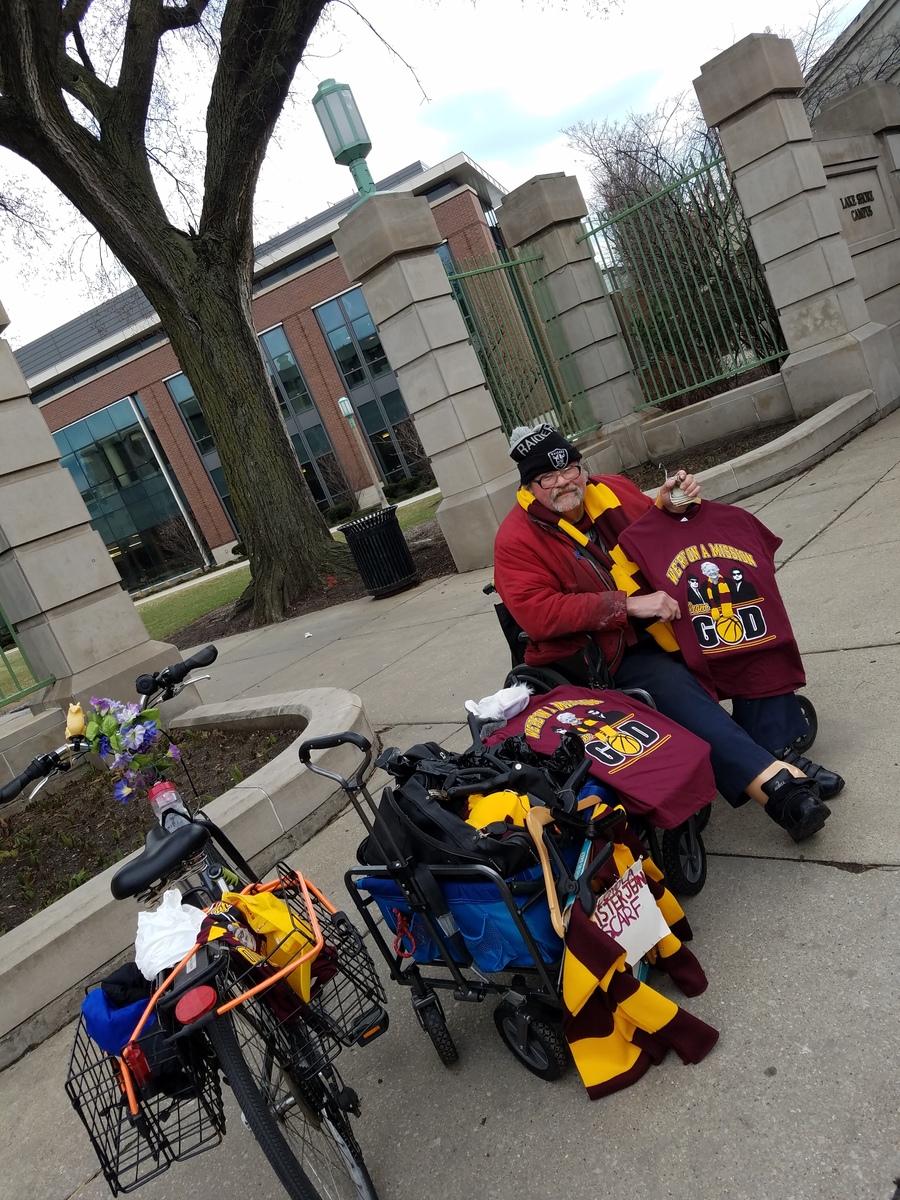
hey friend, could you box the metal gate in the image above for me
[579,152,786,410]
[443,246,590,438]
[1,604,53,708]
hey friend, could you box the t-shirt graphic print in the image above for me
[619,500,805,701]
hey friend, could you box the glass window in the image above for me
[381,389,408,426]
[341,289,369,322]
[315,299,345,332]
[54,396,205,590]
[166,339,348,518]
[260,327,316,416]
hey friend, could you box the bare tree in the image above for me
[0,0,348,626]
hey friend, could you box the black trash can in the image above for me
[339,506,420,598]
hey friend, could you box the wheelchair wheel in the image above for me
[694,803,712,833]
[414,991,458,1067]
[492,1003,569,1082]
[504,666,570,695]
[660,818,707,897]
[791,695,818,754]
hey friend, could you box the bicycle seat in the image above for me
[110,821,211,899]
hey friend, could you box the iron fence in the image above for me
[443,247,590,438]
[579,153,786,410]
[1,605,53,708]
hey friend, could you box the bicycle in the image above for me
[0,646,388,1200]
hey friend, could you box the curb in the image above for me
[656,390,884,502]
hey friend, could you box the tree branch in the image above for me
[58,49,114,119]
[160,0,208,31]
[201,0,329,247]
[61,0,95,36]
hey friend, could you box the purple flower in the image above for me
[97,734,112,759]
[113,779,133,803]
[167,743,181,761]
[111,752,131,771]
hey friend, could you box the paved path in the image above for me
[2,416,899,1200]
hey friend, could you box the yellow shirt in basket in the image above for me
[208,890,315,1001]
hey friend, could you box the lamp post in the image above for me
[338,396,388,509]
[312,79,377,204]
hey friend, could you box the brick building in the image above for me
[14,154,504,592]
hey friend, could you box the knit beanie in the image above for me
[509,423,582,486]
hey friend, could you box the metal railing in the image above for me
[444,246,591,438]
[579,153,786,410]
[0,605,53,708]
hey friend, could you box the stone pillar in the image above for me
[333,193,519,571]
[496,173,647,467]
[0,299,186,714]
[694,33,900,419]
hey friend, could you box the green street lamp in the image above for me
[312,79,377,202]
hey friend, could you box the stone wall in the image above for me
[813,82,900,359]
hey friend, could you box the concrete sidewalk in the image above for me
[2,414,899,1200]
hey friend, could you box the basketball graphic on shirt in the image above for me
[714,613,744,643]
[604,729,644,755]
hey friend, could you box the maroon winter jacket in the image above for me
[493,475,655,671]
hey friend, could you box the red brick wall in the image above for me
[432,188,498,261]
[36,185,500,551]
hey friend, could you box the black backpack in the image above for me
[358,743,536,877]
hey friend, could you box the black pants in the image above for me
[550,643,806,806]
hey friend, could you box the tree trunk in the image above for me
[142,250,343,626]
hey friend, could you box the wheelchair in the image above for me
[484,584,818,897]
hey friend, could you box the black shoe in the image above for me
[779,748,845,800]
[762,769,831,843]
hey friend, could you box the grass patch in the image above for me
[396,492,441,530]
[137,493,442,642]
[0,647,44,713]
[139,565,251,641]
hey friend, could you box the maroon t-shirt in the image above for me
[485,686,715,829]
[619,501,805,701]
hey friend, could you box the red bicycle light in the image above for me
[175,985,219,1025]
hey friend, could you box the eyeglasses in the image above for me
[533,463,582,490]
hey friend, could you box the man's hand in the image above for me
[659,470,701,513]
[626,592,681,622]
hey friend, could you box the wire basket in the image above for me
[66,1010,224,1195]
[222,865,388,1080]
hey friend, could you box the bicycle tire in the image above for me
[207,1013,322,1200]
[226,993,378,1200]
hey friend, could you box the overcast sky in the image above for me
[0,0,867,350]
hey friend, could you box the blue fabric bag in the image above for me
[357,861,565,972]
[81,988,155,1055]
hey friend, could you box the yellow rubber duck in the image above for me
[65,701,86,739]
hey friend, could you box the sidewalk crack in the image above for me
[708,851,897,872]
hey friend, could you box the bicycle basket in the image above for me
[66,1010,224,1195]
[222,865,388,1080]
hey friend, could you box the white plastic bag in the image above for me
[134,889,205,980]
[464,683,532,722]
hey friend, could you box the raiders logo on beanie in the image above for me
[509,423,582,486]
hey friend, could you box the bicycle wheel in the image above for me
[207,1013,322,1200]
[226,993,378,1200]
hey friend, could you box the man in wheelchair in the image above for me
[492,423,844,844]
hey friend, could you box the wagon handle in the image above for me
[298,731,372,791]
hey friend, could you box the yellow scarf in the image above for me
[518,482,679,653]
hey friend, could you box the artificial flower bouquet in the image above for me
[84,698,181,802]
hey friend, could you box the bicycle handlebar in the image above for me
[0,738,90,805]
[136,645,218,700]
